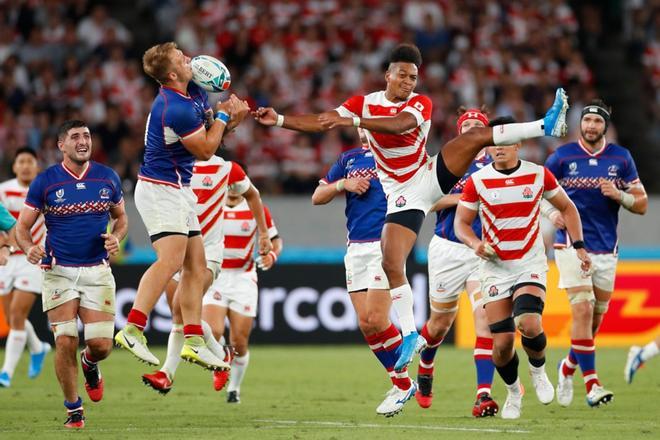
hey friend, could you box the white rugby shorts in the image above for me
[134,179,201,237]
[0,254,43,295]
[384,155,444,215]
[480,249,548,305]
[344,241,389,292]
[203,270,258,318]
[427,236,482,310]
[42,263,116,314]
[555,248,617,292]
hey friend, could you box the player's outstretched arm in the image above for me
[253,107,340,133]
[319,111,419,135]
[311,178,370,205]
[243,184,272,256]
[16,207,45,265]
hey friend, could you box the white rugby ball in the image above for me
[191,55,231,93]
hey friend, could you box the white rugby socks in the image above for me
[227,351,250,392]
[389,284,416,335]
[2,329,27,377]
[492,120,544,145]
[161,324,183,378]
[201,320,225,360]
[24,320,42,354]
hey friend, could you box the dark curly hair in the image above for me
[388,44,422,68]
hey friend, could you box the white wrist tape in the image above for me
[276,114,284,127]
[335,179,345,192]
[352,116,361,127]
[620,190,635,210]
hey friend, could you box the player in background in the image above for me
[415,108,498,417]
[202,180,282,404]
[115,42,258,370]
[15,120,127,429]
[544,99,647,407]
[312,128,416,417]
[455,117,591,419]
[0,147,51,387]
[141,157,271,394]
[255,43,570,371]
[625,335,660,384]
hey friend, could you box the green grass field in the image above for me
[0,346,658,439]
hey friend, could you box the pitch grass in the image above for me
[0,346,657,439]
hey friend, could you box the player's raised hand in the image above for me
[549,210,566,229]
[26,244,46,265]
[318,113,352,130]
[252,107,278,126]
[258,235,272,256]
[599,178,620,200]
[344,178,370,195]
[576,248,592,274]
[216,98,233,115]
[228,94,250,124]
[102,233,121,256]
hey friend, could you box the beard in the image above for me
[580,129,605,145]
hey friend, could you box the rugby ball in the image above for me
[191,55,231,93]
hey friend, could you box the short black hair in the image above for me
[489,116,517,127]
[13,146,37,163]
[587,98,612,115]
[388,44,422,68]
[58,120,88,140]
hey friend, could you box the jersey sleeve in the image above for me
[459,176,479,210]
[402,95,432,126]
[0,204,16,232]
[228,162,251,194]
[165,101,205,140]
[24,173,45,212]
[335,95,364,118]
[544,150,562,179]
[542,167,561,199]
[263,205,279,239]
[109,169,124,206]
[621,149,642,188]
[320,155,346,184]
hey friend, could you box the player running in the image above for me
[0,147,51,388]
[202,181,282,403]
[544,99,647,407]
[254,43,570,371]
[455,117,591,419]
[15,120,127,429]
[312,129,415,417]
[141,157,271,394]
[415,108,498,417]
[625,335,660,384]
[115,42,259,370]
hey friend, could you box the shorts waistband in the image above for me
[433,235,471,249]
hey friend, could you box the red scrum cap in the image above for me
[456,109,489,135]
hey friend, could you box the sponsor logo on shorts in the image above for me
[488,285,499,297]
[392,294,403,301]
[374,275,382,282]
[522,187,533,199]
[395,196,406,208]
[99,188,110,199]
[531,273,539,280]
[51,289,62,301]
[435,281,446,294]
[213,291,222,301]
[244,305,252,313]
[104,300,111,306]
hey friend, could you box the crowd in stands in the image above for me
[0,0,601,194]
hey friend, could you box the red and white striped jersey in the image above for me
[335,90,432,193]
[460,161,560,261]
[221,200,278,273]
[191,157,251,263]
[0,178,46,254]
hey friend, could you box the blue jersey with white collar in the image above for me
[545,141,641,253]
[321,147,386,243]
[25,162,123,266]
[139,82,211,187]
[435,153,492,243]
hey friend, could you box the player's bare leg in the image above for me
[485,299,522,419]
[381,222,425,371]
[47,299,85,428]
[591,286,612,334]
[78,307,114,403]
[226,310,254,403]
[117,235,187,365]
[1,292,11,325]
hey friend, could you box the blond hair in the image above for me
[142,42,178,84]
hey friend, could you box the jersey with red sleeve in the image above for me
[191,157,251,263]
[460,161,560,262]
[0,178,46,254]
[221,200,278,273]
[335,91,432,195]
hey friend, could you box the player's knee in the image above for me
[51,318,78,341]
[380,257,403,280]
[571,300,593,324]
[156,254,185,276]
[521,332,547,353]
[513,294,544,335]
[427,314,453,339]
[86,338,113,360]
[594,300,609,315]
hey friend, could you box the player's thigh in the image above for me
[77,265,116,316]
[9,289,37,321]
[152,234,188,270]
[47,298,80,324]
[380,221,418,274]
[591,253,617,293]
[1,291,12,324]
[348,290,368,327]
[555,248,592,289]
[182,234,206,274]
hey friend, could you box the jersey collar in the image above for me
[61,161,91,180]
[162,85,190,99]
[577,137,607,157]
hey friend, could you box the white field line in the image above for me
[254,419,531,434]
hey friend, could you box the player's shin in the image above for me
[162,324,184,378]
[227,351,250,393]
[492,121,545,145]
[474,337,495,395]
[1,329,27,379]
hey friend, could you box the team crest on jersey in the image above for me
[241,221,250,232]
[608,164,618,176]
[488,285,499,297]
[202,176,213,187]
[395,196,407,208]
[568,162,579,175]
[522,187,533,199]
[54,189,65,203]
[99,188,110,199]
[346,158,355,168]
